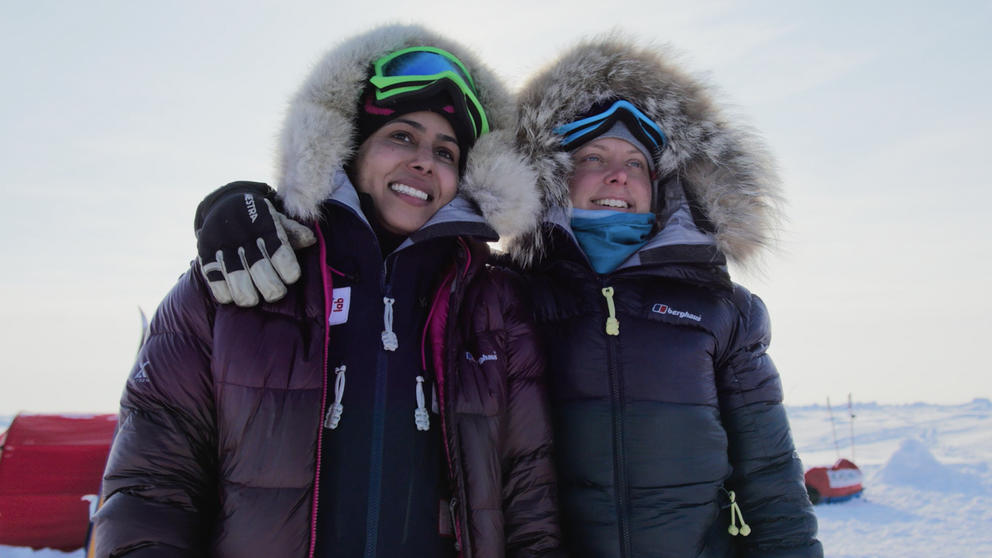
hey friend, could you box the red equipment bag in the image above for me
[0,413,117,550]
[804,458,864,504]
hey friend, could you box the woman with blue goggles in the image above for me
[507,35,823,558]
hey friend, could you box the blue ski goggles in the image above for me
[369,46,490,139]
[554,99,668,153]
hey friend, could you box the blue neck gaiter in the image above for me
[570,209,655,274]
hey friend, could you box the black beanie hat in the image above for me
[354,83,475,175]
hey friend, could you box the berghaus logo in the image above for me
[651,303,702,322]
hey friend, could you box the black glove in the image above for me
[195,181,315,306]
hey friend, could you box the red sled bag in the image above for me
[0,413,117,550]
[804,458,864,504]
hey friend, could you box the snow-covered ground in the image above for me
[4,399,992,557]
[789,398,992,557]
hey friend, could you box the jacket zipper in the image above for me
[601,282,631,557]
[445,240,472,558]
[426,263,464,555]
[364,255,396,558]
[309,225,334,558]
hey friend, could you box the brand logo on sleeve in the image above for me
[133,361,151,383]
[328,287,352,326]
[651,303,702,322]
[464,351,498,365]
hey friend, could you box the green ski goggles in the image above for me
[369,46,490,139]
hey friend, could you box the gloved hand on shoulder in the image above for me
[195,181,315,306]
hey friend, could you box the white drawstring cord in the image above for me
[415,376,430,431]
[381,297,398,351]
[324,365,346,429]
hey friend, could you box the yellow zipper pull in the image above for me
[727,490,751,537]
[601,287,620,336]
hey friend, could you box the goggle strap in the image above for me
[557,119,611,147]
[554,100,668,151]
[557,116,662,153]
[368,78,489,138]
[369,51,490,137]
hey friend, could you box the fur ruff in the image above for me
[275,24,540,240]
[508,34,783,267]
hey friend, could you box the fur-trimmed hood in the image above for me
[275,24,539,240]
[508,34,782,268]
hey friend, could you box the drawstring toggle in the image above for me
[727,490,751,537]
[415,376,430,431]
[381,297,399,351]
[324,365,347,429]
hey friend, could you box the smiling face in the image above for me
[353,111,461,235]
[568,137,653,213]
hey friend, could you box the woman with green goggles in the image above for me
[369,46,490,140]
[91,24,562,558]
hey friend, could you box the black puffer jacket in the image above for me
[526,229,817,557]
[506,36,823,557]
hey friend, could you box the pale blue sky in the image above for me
[2,0,990,413]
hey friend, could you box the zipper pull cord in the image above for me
[727,490,751,536]
[414,375,430,431]
[324,365,346,429]
[601,286,620,336]
[381,296,398,351]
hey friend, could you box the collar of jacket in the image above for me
[251,172,497,324]
[539,205,731,288]
[325,168,498,251]
[270,24,541,243]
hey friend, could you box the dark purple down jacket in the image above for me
[92,238,561,558]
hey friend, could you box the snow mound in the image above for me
[968,397,992,410]
[874,437,984,493]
